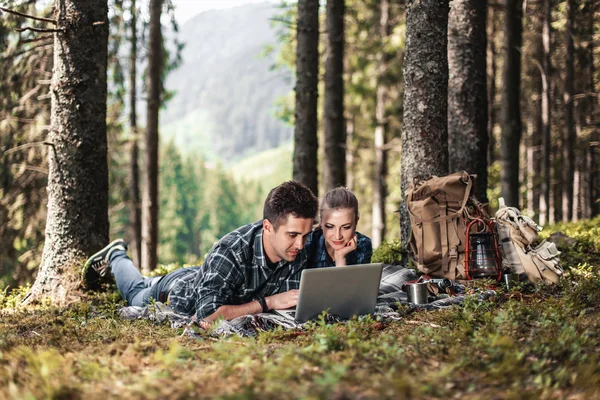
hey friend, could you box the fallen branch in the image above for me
[404,320,442,329]
[0,6,57,25]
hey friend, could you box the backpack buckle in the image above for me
[449,248,458,260]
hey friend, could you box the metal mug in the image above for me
[503,273,519,289]
[407,282,429,305]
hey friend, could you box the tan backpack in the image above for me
[495,198,562,284]
[405,171,480,280]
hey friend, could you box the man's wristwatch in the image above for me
[257,297,269,313]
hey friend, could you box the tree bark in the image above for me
[24,0,109,305]
[500,0,523,208]
[562,0,575,222]
[583,0,598,218]
[527,1,543,219]
[539,0,552,225]
[129,0,141,268]
[293,0,319,196]
[323,0,345,190]
[372,0,390,249]
[401,0,450,251]
[448,0,488,202]
[487,5,497,166]
[141,0,162,273]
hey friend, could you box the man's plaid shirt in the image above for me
[169,221,308,321]
[304,229,372,268]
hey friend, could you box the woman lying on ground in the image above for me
[305,187,373,267]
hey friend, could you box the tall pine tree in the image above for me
[25,0,110,304]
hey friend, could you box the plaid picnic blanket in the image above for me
[118,264,496,337]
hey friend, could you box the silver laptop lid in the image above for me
[294,263,383,323]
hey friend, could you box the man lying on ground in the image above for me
[83,181,318,327]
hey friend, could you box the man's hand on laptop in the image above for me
[266,290,299,310]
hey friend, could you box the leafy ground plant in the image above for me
[1,220,600,399]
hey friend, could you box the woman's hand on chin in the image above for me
[333,235,357,266]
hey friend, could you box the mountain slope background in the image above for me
[162,2,294,163]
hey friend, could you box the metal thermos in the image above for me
[407,282,429,304]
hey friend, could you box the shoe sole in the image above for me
[82,238,127,282]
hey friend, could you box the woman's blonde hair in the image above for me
[319,187,359,225]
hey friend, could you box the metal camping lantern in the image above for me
[464,219,502,281]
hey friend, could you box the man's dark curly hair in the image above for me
[263,181,318,229]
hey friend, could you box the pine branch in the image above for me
[3,141,54,156]
[3,42,53,62]
[16,26,65,33]
[20,34,53,44]
[0,6,57,25]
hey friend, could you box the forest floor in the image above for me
[1,218,600,399]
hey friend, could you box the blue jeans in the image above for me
[109,250,161,306]
[109,250,201,307]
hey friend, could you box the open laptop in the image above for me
[274,263,383,323]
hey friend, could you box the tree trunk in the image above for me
[129,0,141,268]
[487,5,497,166]
[527,1,543,219]
[539,0,552,225]
[401,0,450,250]
[448,0,488,202]
[293,0,319,196]
[500,0,523,208]
[24,0,109,305]
[346,114,355,192]
[142,0,162,273]
[583,0,598,218]
[372,0,390,249]
[562,0,575,222]
[324,0,345,190]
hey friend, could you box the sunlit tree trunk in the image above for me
[24,0,109,305]
[527,1,543,218]
[372,0,390,249]
[324,0,346,190]
[346,114,355,192]
[583,0,598,218]
[448,0,488,202]
[562,0,575,222]
[129,0,141,268]
[401,0,450,250]
[141,0,162,273]
[500,0,523,207]
[293,0,319,196]
[539,0,552,225]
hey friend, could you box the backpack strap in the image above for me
[440,201,449,275]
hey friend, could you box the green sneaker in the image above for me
[83,239,127,286]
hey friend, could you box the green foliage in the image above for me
[156,142,261,264]
[0,1,52,289]
[541,216,600,267]
[229,141,293,195]
[0,284,30,309]
[372,239,403,264]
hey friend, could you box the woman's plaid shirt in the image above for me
[169,221,308,321]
